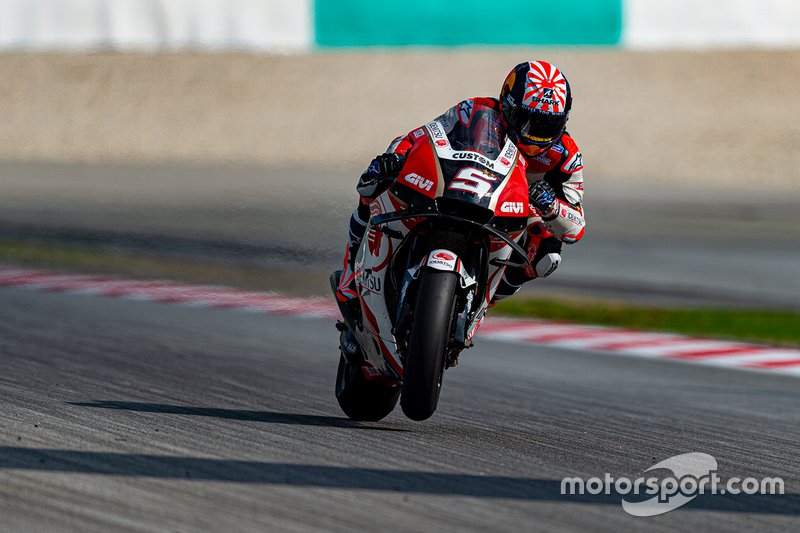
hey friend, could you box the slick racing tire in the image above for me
[335,354,400,422]
[400,269,458,421]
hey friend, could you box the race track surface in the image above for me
[1,287,798,531]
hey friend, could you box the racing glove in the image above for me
[356,153,407,198]
[529,179,558,220]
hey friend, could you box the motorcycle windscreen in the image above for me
[430,105,523,213]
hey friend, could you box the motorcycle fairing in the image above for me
[353,105,532,380]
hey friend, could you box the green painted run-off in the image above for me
[314,0,622,47]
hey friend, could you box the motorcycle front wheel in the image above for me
[400,268,458,421]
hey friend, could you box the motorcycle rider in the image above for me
[336,60,586,308]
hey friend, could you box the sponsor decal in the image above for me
[552,144,564,153]
[500,157,511,166]
[358,269,383,294]
[565,152,583,172]
[413,128,425,138]
[435,139,448,147]
[452,151,496,170]
[534,154,552,165]
[403,173,434,192]
[500,201,525,214]
[429,260,455,269]
[567,211,584,226]
[428,121,445,139]
[502,142,517,161]
[344,339,359,354]
[427,249,458,271]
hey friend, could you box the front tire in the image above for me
[336,354,400,421]
[400,269,458,421]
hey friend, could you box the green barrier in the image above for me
[315,0,622,47]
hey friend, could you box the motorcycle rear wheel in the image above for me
[335,354,400,421]
[400,269,458,421]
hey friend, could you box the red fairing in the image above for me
[492,160,530,217]
[469,96,502,113]
[388,135,414,157]
[393,133,439,199]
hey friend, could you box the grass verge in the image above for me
[0,240,330,296]
[1,239,798,346]
[493,298,800,346]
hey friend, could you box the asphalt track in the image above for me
[1,286,798,532]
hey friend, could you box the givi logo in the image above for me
[500,201,525,214]
[403,173,434,192]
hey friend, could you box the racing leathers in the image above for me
[336,96,586,304]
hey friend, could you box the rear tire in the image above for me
[400,269,458,421]
[335,354,400,421]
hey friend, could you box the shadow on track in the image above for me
[0,447,796,514]
[69,401,406,432]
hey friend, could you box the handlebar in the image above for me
[371,210,532,268]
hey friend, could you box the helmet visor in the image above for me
[506,106,566,146]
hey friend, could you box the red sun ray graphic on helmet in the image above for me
[523,61,567,113]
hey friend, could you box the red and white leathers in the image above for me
[337,97,586,303]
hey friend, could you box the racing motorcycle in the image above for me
[331,104,531,421]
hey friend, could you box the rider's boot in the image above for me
[335,241,359,304]
[334,207,369,315]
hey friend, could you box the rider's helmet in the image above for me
[499,61,572,157]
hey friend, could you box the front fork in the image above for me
[395,248,479,364]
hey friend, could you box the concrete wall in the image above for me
[1,50,798,191]
[2,1,800,50]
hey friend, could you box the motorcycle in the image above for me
[331,104,531,421]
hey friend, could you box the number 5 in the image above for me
[448,167,496,196]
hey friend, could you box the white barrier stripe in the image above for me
[624,0,800,49]
[0,0,313,52]
[1,265,799,377]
